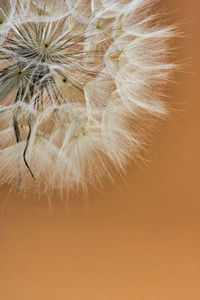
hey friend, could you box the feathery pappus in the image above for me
[0,0,177,196]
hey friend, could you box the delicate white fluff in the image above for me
[0,0,177,196]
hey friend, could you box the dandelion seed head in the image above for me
[0,0,177,196]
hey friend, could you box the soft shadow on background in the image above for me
[0,1,200,299]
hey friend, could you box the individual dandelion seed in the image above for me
[0,0,177,196]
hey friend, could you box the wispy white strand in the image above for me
[0,0,177,196]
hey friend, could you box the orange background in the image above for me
[0,1,200,299]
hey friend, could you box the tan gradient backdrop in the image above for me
[0,1,199,299]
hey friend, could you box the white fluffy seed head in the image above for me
[0,0,177,196]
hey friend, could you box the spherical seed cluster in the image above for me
[0,0,176,195]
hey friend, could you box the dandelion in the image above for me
[0,0,176,196]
